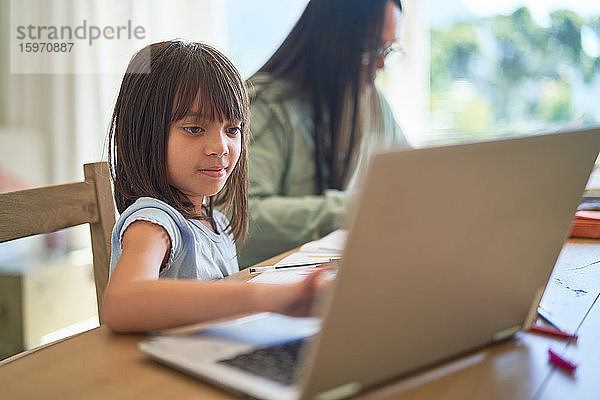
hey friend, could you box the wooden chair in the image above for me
[0,162,115,321]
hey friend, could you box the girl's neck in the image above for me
[198,203,218,234]
[197,218,216,233]
[189,195,205,215]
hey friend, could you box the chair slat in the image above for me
[0,181,99,243]
[84,162,116,320]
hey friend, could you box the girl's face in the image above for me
[166,106,242,211]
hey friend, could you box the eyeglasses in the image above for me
[361,41,406,66]
[378,41,406,60]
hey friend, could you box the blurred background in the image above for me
[0,0,599,358]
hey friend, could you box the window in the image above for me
[379,0,600,187]
[429,0,600,143]
[224,0,309,78]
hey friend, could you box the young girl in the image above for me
[103,40,327,333]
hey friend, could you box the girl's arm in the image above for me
[102,221,327,333]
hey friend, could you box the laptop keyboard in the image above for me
[218,338,309,386]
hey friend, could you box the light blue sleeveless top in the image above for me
[109,197,239,280]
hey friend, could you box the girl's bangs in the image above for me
[170,50,248,124]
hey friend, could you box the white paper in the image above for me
[299,229,347,253]
[249,268,337,285]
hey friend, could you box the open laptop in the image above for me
[140,128,600,400]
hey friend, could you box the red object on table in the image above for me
[548,349,578,372]
[570,211,600,239]
[530,325,578,340]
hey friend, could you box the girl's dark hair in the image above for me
[253,0,402,191]
[108,41,249,244]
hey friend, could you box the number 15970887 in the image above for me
[19,42,74,52]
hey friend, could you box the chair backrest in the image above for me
[0,162,115,322]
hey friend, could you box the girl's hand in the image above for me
[254,268,334,318]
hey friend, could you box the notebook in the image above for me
[140,128,600,400]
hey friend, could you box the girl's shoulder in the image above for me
[116,197,188,227]
[121,196,182,215]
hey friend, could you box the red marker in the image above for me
[530,325,578,340]
[548,349,577,372]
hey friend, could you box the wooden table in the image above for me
[1,241,599,400]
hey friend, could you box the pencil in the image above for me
[529,325,578,340]
[249,258,340,274]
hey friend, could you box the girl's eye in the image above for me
[183,126,204,134]
[226,127,242,135]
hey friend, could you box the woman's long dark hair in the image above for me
[253,0,402,191]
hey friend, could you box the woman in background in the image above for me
[240,0,410,266]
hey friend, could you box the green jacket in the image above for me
[238,74,410,267]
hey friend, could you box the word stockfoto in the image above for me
[16,20,145,45]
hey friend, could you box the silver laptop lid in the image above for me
[299,128,600,400]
